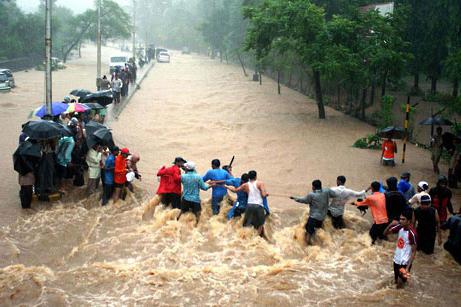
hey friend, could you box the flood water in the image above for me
[0,47,460,306]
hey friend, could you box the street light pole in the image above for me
[45,0,53,116]
[132,0,136,62]
[96,0,102,90]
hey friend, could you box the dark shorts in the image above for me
[369,223,389,243]
[417,232,436,255]
[161,193,181,209]
[113,91,121,99]
[243,203,266,228]
[383,159,395,166]
[393,262,412,283]
[305,217,323,235]
[328,211,345,229]
[56,164,67,179]
[114,182,125,188]
[181,199,201,214]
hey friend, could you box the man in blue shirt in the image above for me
[179,161,211,226]
[226,173,249,219]
[102,146,119,206]
[202,159,232,215]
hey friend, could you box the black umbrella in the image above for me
[70,89,92,98]
[81,90,113,106]
[86,134,99,149]
[13,141,41,175]
[22,120,64,140]
[377,126,405,139]
[85,120,107,136]
[419,115,453,126]
[93,128,114,147]
[84,102,105,110]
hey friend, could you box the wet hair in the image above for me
[248,170,257,180]
[401,208,413,221]
[371,181,381,192]
[211,159,220,168]
[222,165,231,173]
[241,173,249,184]
[337,175,346,185]
[312,179,322,190]
[386,177,398,191]
[437,175,448,186]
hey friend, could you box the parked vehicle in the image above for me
[109,55,128,73]
[157,52,170,63]
[0,73,11,91]
[0,69,15,88]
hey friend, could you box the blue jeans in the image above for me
[211,195,224,215]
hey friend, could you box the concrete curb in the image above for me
[110,61,155,121]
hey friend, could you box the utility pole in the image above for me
[96,0,102,90]
[132,0,136,62]
[45,0,53,116]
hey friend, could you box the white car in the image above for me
[109,55,128,73]
[157,52,170,63]
[0,73,11,91]
[0,69,15,88]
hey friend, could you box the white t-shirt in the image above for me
[390,224,417,265]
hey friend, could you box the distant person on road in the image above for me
[178,161,211,226]
[431,127,443,174]
[384,209,417,288]
[202,159,232,215]
[381,138,397,166]
[111,74,122,104]
[156,157,186,209]
[328,175,366,229]
[120,68,129,97]
[290,179,336,245]
[227,170,269,238]
[100,75,111,90]
[412,195,442,255]
[356,181,389,244]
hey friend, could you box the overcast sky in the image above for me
[17,0,130,14]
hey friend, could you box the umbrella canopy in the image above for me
[84,102,105,110]
[93,128,114,147]
[69,89,92,98]
[81,90,113,106]
[419,115,453,126]
[66,103,90,113]
[34,102,68,118]
[377,126,405,139]
[85,120,107,136]
[13,140,42,175]
[22,120,65,140]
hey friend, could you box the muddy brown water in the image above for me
[0,46,460,306]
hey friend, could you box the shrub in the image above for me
[353,134,382,150]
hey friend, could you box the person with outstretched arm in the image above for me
[290,179,336,245]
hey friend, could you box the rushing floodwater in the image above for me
[0,48,460,306]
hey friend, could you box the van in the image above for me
[109,56,128,73]
[0,69,15,88]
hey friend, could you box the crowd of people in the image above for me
[288,172,460,288]
[102,58,138,104]
[16,109,141,208]
[155,158,270,237]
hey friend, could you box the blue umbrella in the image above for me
[34,102,68,118]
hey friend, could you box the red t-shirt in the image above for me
[382,140,396,160]
[114,155,127,184]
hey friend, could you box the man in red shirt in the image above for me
[381,138,397,166]
[113,148,129,203]
[156,157,186,209]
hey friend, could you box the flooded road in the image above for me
[1,48,460,305]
